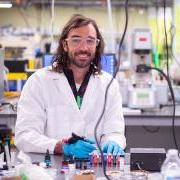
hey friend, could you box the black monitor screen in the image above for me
[4,60,28,72]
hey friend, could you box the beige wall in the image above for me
[0,6,149,33]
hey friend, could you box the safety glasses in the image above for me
[65,37,100,47]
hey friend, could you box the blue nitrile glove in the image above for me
[102,141,125,156]
[63,140,96,158]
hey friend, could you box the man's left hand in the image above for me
[102,141,125,156]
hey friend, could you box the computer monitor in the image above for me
[101,53,116,75]
[43,54,54,67]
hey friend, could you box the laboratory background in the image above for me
[0,0,180,179]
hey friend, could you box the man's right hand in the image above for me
[54,140,64,155]
[63,140,96,158]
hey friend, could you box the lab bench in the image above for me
[10,152,161,180]
[0,103,180,149]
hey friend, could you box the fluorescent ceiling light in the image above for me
[0,2,12,8]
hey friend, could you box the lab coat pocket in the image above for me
[45,105,70,139]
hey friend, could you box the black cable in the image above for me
[145,65,179,150]
[163,0,170,77]
[94,1,128,180]
[162,0,178,150]
[160,103,180,108]
[1,102,17,112]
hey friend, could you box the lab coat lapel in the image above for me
[52,73,79,111]
[50,71,99,113]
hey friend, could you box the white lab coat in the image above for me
[15,67,126,153]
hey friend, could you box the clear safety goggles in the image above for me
[65,37,100,47]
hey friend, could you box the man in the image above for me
[15,14,126,158]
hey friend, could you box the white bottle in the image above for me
[161,149,180,180]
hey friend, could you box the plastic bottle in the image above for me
[161,149,180,180]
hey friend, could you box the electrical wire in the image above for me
[163,0,170,77]
[145,65,179,150]
[50,0,55,48]
[136,162,149,174]
[17,7,30,28]
[169,25,180,68]
[168,24,180,99]
[162,0,179,150]
[117,0,129,67]
[160,103,180,108]
[39,0,45,34]
[17,5,41,28]
[93,0,129,179]
[155,0,159,53]
[1,102,17,112]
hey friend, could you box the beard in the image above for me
[68,50,95,69]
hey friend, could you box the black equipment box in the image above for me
[130,148,166,172]
[4,59,28,72]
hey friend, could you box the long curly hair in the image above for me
[52,14,105,74]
